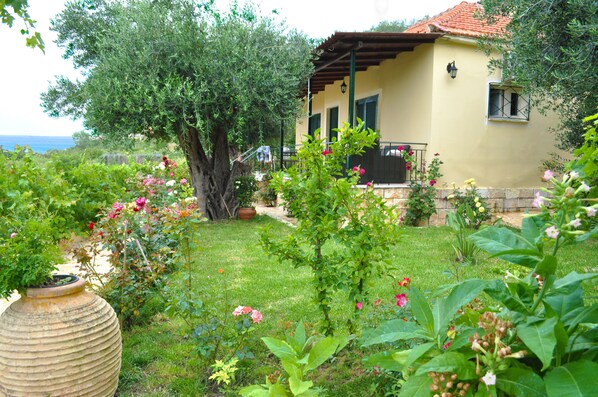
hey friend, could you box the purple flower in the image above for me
[545,226,559,239]
[542,170,554,181]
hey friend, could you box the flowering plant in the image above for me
[235,175,259,208]
[362,171,598,396]
[402,152,443,226]
[446,178,492,229]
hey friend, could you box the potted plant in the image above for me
[0,150,121,396]
[235,174,259,220]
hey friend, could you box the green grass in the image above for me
[117,216,597,396]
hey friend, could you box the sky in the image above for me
[0,0,468,137]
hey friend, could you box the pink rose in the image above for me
[355,302,363,310]
[395,293,408,308]
[135,197,147,208]
[251,309,263,324]
[180,178,187,185]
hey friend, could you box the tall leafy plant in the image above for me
[402,152,443,226]
[261,122,400,335]
[362,169,598,396]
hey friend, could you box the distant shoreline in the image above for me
[0,135,75,153]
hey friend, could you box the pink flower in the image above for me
[481,372,496,386]
[232,306,245,316]
[397,145,405,151]
[251,309,263,324]
[135,197,147,208]
[366,181,373,187]
[352,166,359,172]
[408,151,414,156]
[398,277,410,287]
[180,178,187,185]
[406,162,412,171]
[322,149,331,156]
[429,179,436,186]
[241,306,253,314]
[586,207,597,217]
[542,170,554,181]
[359,168,366,176]
[113,202,124,212]
[545,225,559,239]
[10,232,17,238]
[108,211,117,219]
[567,218,582,229]
[355,302,363,310]
[532,191,543,208]
[443,341,452,350]
[395,293,408,307]
[170,172,174,177]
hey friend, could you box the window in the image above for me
[308,113,321,136]
[488,84,529,121]
[355,95,378,130]
[327,107,339,142]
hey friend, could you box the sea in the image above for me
[0,135,75,154]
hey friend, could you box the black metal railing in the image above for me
[243,141,427,183]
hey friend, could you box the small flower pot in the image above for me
[0,275,121,396]
[238,207,257,220]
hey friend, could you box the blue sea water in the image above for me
[0,135,75,153]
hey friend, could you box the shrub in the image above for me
[402,152,443,226]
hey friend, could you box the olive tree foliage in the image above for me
[42,0,313,219]
[1,0,44,51]
[479,0,598,149]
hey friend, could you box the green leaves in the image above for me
[470,226,543,268]
[495,368,546,397]
[517,317,558,370]
[544,361,598,397]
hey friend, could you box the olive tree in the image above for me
[42,0,312,219]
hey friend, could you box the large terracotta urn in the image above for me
[0,276,121,396]
[238,207,257,220]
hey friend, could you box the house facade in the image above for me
[295,2,563,215]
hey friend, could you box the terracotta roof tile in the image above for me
[404,1,509,38]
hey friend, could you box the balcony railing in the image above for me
[244,141,427,183]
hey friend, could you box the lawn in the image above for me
[117,215,597,396]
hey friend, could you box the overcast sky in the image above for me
[0,0,467,136]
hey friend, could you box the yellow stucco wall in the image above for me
[295,36,562,188]
[428,37,561,188]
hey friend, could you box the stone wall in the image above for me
[373,185,543,225]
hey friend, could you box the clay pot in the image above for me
[0,276,121,396]
[238,207,257,220]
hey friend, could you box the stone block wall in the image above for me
[373,185,545,225]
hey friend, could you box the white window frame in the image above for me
[488,83,530,121]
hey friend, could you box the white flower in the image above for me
[567,218,582,229]
[586,207,597,217]
[545,225,559,239]
[569,171,579,180]
[157,162,166,170]
[578,182,590,193]
[481,371,496,386]
[165,179,176,187]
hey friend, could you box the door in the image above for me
[327,107,339,142]
[308,113,321,137]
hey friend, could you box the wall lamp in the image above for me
[340,79,347,94]
[446,61,458,79]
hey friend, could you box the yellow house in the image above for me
[295,2,562,215]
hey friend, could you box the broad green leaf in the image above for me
[262,337,298,361]
[544,361,598,397]
[398,374,432,397]
[415,352,469,376]
[286,322,306,353]
[404,342,435,370]
[410,287,435,336]
[517,317,558,370]
[360,320,429,347]
[470,227,541,267]
[238,385,270,397]
[303,337,339,373]
[544,282,584,320]
[552,272,598,293]
[561,303,598,330]
[496,367,546,397]
[484,279,528,313]
[289,376,313,396]
[521,215,545,245]
[435,279,488,337]
[534,255,557,278]
[363,350,404,372]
